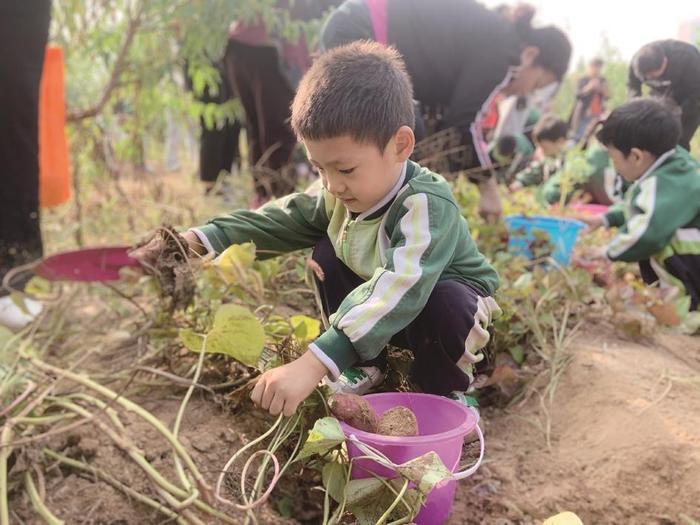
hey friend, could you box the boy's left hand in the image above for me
[584,246,609,260]
[251,350,329,417]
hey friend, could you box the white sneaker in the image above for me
[323,366,384,395]
[0,295,43,332]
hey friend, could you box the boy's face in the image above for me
[606,145,656,182]
[538,138,567,158]
[304,127,414,214]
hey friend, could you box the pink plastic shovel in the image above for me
[34,246,141,282]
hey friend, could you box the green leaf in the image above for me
[513,273,533,290]
[180,304,265,367]
[296,417,345,461]
[179,329,205,352]
[509,344,525,365]
[345,478,421,524]
[214,243,256,284]
[0,326,17,368]
[290,315,321,342]
[255,259,280,283]
[322,461,347,503]
[344,478,385,507]
[396,451,452,495]
[24,276,52,297]
[276,496,294,517]
[10,294,30,316]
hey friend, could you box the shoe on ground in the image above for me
[323,366,384,396]
[0,295,43,332]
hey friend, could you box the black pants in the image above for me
[223,40,298,199]
[0,1,51,295]
[640,253,700,312]
[312,237,489,396]
[199,117,242,184]
[191,58,243,184]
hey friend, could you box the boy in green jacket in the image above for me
[488,133,534,185]
[133,42,501,417]
[510,116,568,191]
[583,98,700,315]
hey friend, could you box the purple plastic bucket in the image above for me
[340,392,482,525]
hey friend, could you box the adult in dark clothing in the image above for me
[570,57,609,142]
[628,39,700,151]
[224,1,339,204]
[188,59,243,193]
[0,1,52,295]
[320,0,571,219]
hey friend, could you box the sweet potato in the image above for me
[377,406,419,437]
[329,393,379,433]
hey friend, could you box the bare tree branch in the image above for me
[66,4,144,122]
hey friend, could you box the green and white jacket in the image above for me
[194,161,499,377]
[602,147,700,263]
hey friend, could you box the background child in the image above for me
[489,133,534,184]
[132,42,501,417]
[584,98,700,314]
[510,115,568,191]
[539,144,627,206]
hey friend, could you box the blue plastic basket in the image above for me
[504,215,585,266]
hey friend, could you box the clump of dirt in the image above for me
[138,225,197,311]
[377,406,419,437]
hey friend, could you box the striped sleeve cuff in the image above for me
[189,228,216,255]
[191,223,232,254]
[308,343,341,380]
[311,327,359,380]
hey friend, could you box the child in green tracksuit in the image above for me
[539,145,627,206]
[511,115,626,206]
[132,42,501,417]
[488,133,534,184]
[510,116,568,191]
[584,98,700,315]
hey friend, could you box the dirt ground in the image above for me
[451,326,700,525]
[11,324,699,525]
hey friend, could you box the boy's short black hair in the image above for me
[291,41,415,151]
[496,135,517,158]
[595,98,681,157]
[590,57,604,68]
[532,116,568,143]
[632,43,665,79]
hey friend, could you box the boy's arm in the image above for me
[539,172,562,205]
[602,204,626,228]
[309,194,486,377]
[606,176,694,262]
[193,185,330,256]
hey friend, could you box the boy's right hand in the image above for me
[129,230,203,269]
[578,215,606,231]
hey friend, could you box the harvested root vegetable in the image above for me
[377,406,419,437]
[134,226,197,312]
[328,393,379,433]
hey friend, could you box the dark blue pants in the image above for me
[312,236,488,396]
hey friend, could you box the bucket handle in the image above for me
[451,424,485,480]
[346,425,484,482]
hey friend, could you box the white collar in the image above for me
[638,148,675,183]
[355,161,408,221]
